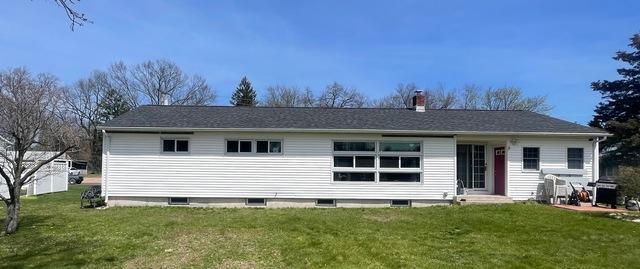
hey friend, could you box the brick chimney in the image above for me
[412,90,426,112]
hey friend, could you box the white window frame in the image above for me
[522,147,540,171]
[160,138,191,154]
[256,140,283,154]
[331,140,423,184]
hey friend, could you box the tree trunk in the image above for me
[4,198,20,234]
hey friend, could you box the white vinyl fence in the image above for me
[0,180,8,198]
[0,150,71,198]
[26,160,69,196]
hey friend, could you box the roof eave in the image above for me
[98,126,611,137]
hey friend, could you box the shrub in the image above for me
[617,166,640,200]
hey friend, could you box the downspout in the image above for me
[591,136,607,206]
[102,130,110,203]
[453,135,457,198]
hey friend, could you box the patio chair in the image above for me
[80,185,104,208]
[544,174,569,204]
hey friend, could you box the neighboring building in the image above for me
[99,92,609,207]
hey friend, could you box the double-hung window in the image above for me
[162,139,189,153]
[522,147,540,170]
[567,148,584,169]
[332,141,422,183]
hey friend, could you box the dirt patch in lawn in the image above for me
[81,174,102,185]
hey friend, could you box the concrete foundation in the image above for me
[107,196,452,208]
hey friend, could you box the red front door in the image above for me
[494,147,506,195]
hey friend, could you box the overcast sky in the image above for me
[1,0,639,124]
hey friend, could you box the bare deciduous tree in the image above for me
[262,85,302,107]
[318,82,367,108]
[261,85,317,107]
[0,68,77,234]
[460,84,482,109]
[128,60,216,106]
[480,86,551,113]
[107,62,140,107]
[63,71,109,173]
[372,83,549,112]
[429,84,458,109]
[299,87,316,107]
[372,83,418,108]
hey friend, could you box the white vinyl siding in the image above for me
[103,132,456,200]
[507,138,593,200]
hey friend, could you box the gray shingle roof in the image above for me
[101,105,607,135]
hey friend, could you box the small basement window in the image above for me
[316,199,336,207]
[168,197,189,205]
[391,200,411,207]
[246,198,266,206]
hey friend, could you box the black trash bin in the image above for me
[592,178,619,209]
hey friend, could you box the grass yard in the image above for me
[1,186,639,268]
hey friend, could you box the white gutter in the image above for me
[97,126,611,137]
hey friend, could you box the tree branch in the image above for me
[54,0,91,31]
[0,151,16,167]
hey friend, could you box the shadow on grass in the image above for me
[1,214,117,268]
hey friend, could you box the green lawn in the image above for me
[1,186,639,268]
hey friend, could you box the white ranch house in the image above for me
[99,92,609,207]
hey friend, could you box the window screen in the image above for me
[176,140,189,152]
[239,141,252,152]
[162,140,175,152]
[567,148,584,169]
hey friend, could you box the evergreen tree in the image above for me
[98,88,132,123]
[230,76,257,106]
[590,33,640,166]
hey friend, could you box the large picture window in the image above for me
[523,147,540,170]
[332,141,422,183]
[567,148,584,169]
